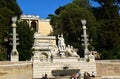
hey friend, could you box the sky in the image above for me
[17,0,99,19]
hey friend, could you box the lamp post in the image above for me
[11,16,19,61]
[81,19,89,58]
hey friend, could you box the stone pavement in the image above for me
[33,76,102,79]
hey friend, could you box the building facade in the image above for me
[20,15,56,62]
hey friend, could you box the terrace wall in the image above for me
[0,61,33,79]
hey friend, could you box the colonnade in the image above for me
[20,15,40,33]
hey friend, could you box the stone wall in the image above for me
[33,58,96,78]
[96,60,120,76]
[0,61,33,79]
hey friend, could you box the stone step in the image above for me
[34,63,96,67]
[33,61,96,78]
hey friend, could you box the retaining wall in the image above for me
[0,61,33,79]
[96,60,120,77]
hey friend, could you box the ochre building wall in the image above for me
[38,19,53,36]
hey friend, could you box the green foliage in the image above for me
[17,21,34,61]
[93,0,120,6]
[50,0,120,59]
[0,0,21,16]
[96,19,120,59]
[92,0,120,59]
[55,6,66,15]
[0,0,21,60]
[73,0,90,8]
[0,46,7,61]
[50,2,97,49]
[92,0,120,20]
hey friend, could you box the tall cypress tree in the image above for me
[17,21,34,61]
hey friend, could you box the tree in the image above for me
[49,2,97,50]
[0,0,21,60]
[17,21,34,61]
[92,0,120,59]
[73,0,90,8]
[92,0,120,19]
[0,45,7,60]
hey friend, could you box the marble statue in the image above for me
[66,45,79,57]
[58,34,66,51]
[58,34,66,57]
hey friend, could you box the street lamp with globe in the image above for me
[11,16,19,61]
[81,19,89,58]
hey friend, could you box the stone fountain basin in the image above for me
[52,69,80,76]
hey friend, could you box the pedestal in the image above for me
[89,53,95,62]
[84,49,89,59]
[11,49,19,62]
[11,55,19,62]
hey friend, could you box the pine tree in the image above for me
[92,0,120,59]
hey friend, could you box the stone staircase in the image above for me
[33,58,96,79]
